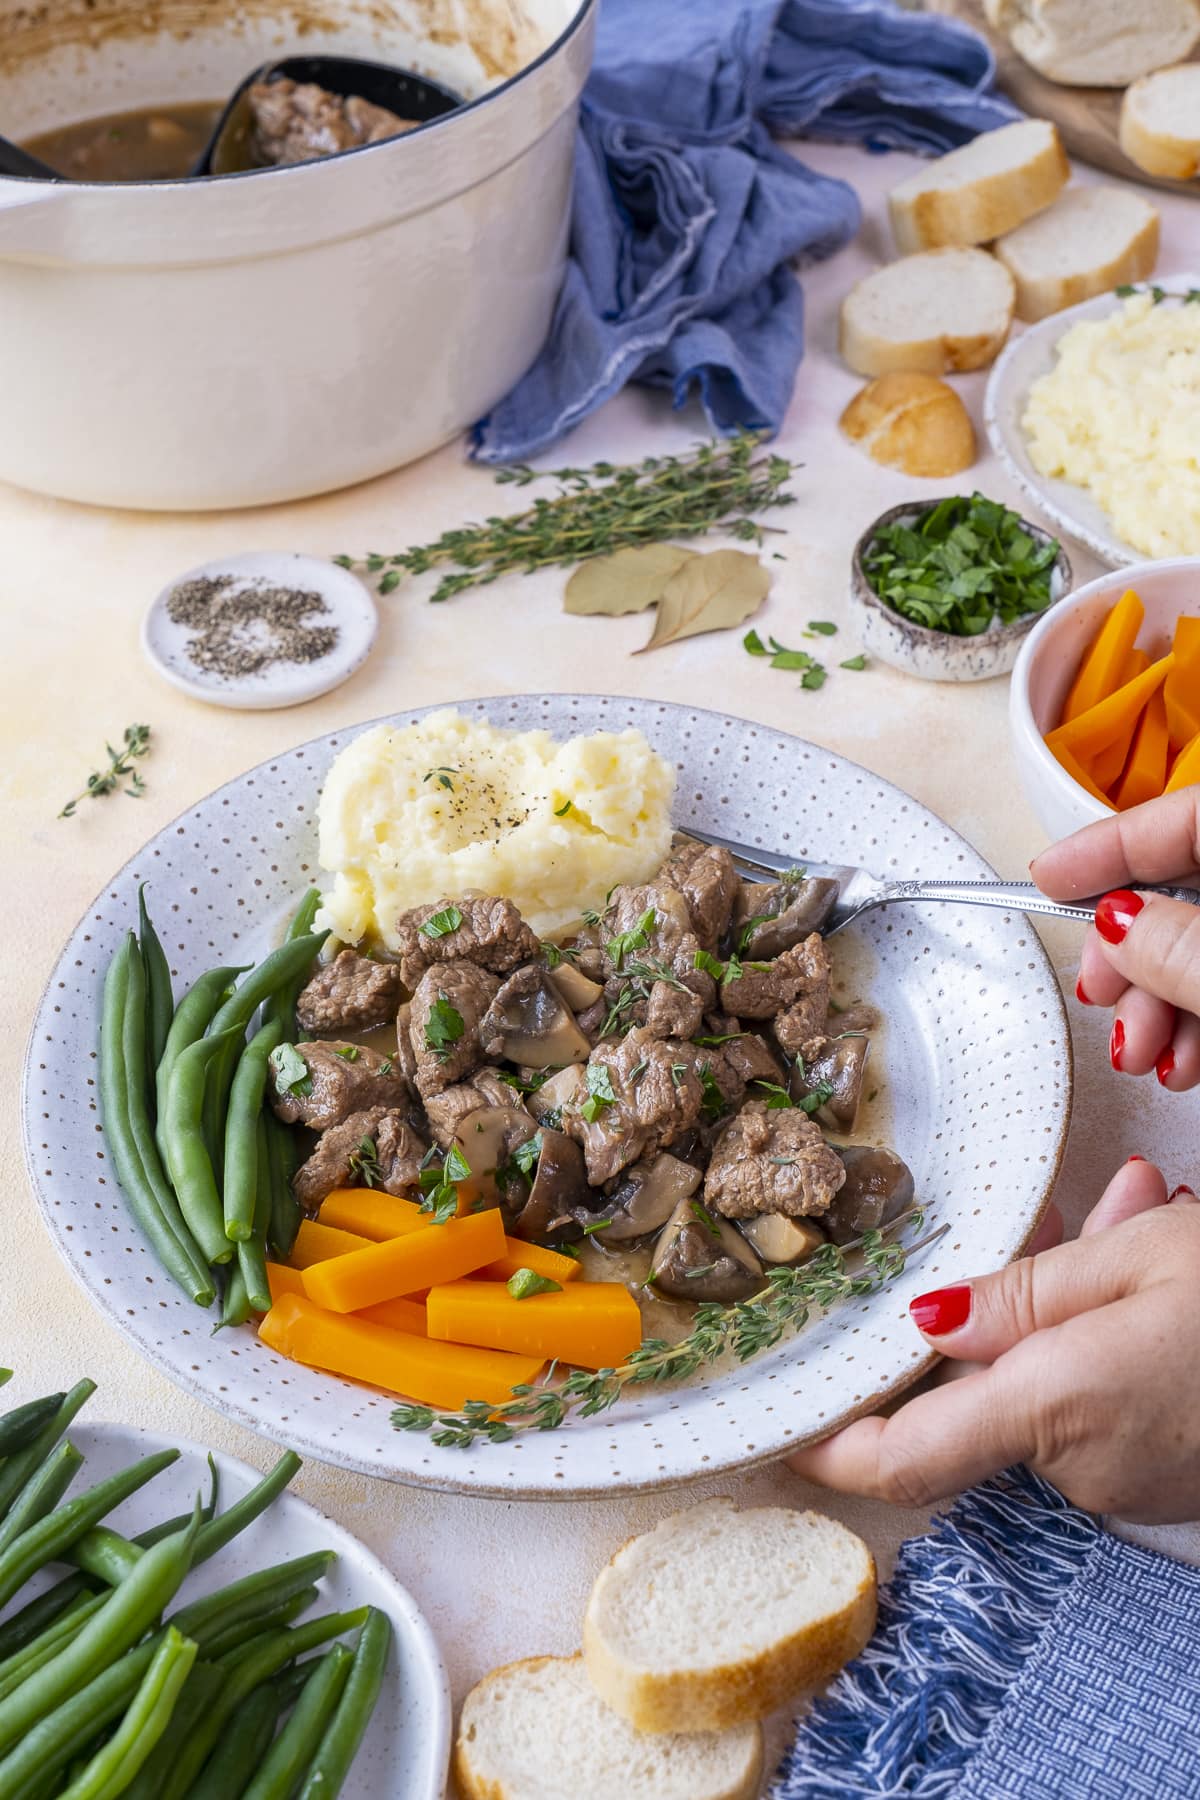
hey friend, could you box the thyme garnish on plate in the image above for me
[339,433,797,602]
[59,723,152,819]
[392,1208,942,1449]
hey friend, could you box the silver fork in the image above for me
[685,826,1200,938]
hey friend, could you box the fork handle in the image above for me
[884,878,1200,926]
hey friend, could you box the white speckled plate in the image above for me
[23,697,1071,1498]
[984,276,1200,569]
[15,1420,450,1797]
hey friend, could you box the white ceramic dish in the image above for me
[22,696,1071,1498]
[985,275,1200,569]
[142,552,378,711]
[1010,556,1200,842]
[4,1419,450,1799]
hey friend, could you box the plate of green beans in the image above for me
[0,1370,451,1799]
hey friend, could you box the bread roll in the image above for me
[1120,65,1200,180]
[888,119,1068,254]
[840,373,976,477]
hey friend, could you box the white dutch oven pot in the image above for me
[0,0,594,509]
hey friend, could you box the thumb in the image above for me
[1093,889,1200,1016]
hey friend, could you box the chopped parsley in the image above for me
[580,1062,617,1123]
[554,799,572,817]
[862,493,1060,637]
[269,1042,312,1098]
[840,655,868,672]
[419,904,463,940]
[418,1144,471,1224]
[754,1079,794,1111]
[507,1268,563,1300]
[693,948,726,980]
[422,766,459,792]
[606,906,656,971]
[807,620,838,636]
[424,994,465,1061]
[698,1063,729,1121]
[348,1136,381,1188]
[510,1133,543,1178]
[581,1217,612,1235]
[734,914,770,954]
[332,1044,360,1062]
[692,1031,745,1048]
[377,1058,394,1075]
[798,1081,836,1116]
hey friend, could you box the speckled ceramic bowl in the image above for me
[22,696,1071,1498]
[850,499,1072,683]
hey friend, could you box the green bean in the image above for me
[67,1452,218,1592]
[218,1262,251,1332]
[59,1626,196,1800]
[0,1381,95,1526]
[197,1587,319,1661]
[137,886,174,1098]
[0,1393,66,1459]
[0,1501,199,1756]
[264,1110,302,1261]
[234,1115,275,1313]
[225,1019,285,1243]
[263,889,324,1039]
[0,1594,106,1703]
[159,1609,367,1800]
[243,1645,353,1800]
[192,1449,301,1565]
[101,937,215,1306]
[297,1606,392,1799]
[0,1371,10,1389]
[120,1661,226,1800]
[0,1441,83,1557]
[0,1636,161,1800]
[187,1681,281,1800]
[0,1448,179,1617]
[163,1029,241,1266]
[172,1551,336,1645]
[0,1572,93,1661]
[155,966,249,1166]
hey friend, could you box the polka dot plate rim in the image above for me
[22,695,1072,1498]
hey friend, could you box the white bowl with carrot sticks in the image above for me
[1010,558,1200,841]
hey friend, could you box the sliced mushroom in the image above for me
[649,1195,764,1302]
[547,961,604,1012]
[452,1104,539,1210]
[822,1145,915,1245]
[509,1129,590,1243]
[739,1213,827,1266]
[572,1154,700,1244]
[479,965,591,1070]
[737,876,840,957]
[790,1036,870,1132]
[528,1063,586,1124]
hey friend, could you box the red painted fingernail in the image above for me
[1095,889,1144,946]
[1169,1185,1196,1202]
[1128,1154,1146,1163]
[909,1284,972,1337]
[1075,976,1092,1005]
[1110,1020,1126,1071]
[1156,1046,1176,1086]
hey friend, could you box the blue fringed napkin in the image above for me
[772,1466,1200,1800]
[472,0,1018,462]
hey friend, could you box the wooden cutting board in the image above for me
[932,0,1199,196]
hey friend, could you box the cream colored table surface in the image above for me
[4,141,1199,1792]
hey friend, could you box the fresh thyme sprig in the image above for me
[392,1208,942,1449]
[59,724,152,819]
[338,434,798,602]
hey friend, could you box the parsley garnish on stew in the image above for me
[862,494,1060,638]
[424,994,465,1060]
[420,904,463,940]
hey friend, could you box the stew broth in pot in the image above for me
[24,101,222,181]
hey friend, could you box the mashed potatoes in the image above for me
[1022,291,1200,559]
[316,711,675,945]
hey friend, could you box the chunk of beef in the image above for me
[393,1002,419,1088]
[733,876,840,958]
[247,77,416,168]
[597,961,715,1042]
[423,1068,532,1147]
[720,932,831,1025]
[645,978,706,1039]
[295,949,403,1035]
[600,882,694,978]
[662,839,740,950]
[394,897,538,990]
[374,1115,428,1196]
[292,1105,392,1211]
[561,1027,703,1185]
[718,1027,786,1091]
[408,961,500,1099]
[270,1042,413,1131]
[703,1100,846,1219]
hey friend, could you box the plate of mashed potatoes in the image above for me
[985,277,1200,567]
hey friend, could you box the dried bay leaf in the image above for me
[635,549,771,654]
[563,543,697,617]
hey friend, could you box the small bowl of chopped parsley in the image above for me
[851,493,1070,683]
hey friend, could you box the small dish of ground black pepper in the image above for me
[141,551,378,710]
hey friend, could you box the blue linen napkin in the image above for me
[772,1465,1200,1800]
[471,0,1018,463]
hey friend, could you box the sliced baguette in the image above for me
[994,186,1160,321]
[984,0,1200,87]
[839,248,1015,377]
[840,372,976,477]
[1120,65,1200,180]
[582,1498,876,1734]
[454,1654,764,1800]
[888,119,1068,254]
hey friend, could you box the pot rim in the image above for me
[1,0,597,192]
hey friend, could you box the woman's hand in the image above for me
[1031,788,1200,1089]
[788,1160,1200,1521]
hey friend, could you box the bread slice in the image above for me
[1120,65,1200,180]
[454,1654,764,1800]
[888,119,1068,255]
[582,1499,876,1734]
[839,248,1015,377]
[840,372,976,477]
[984,0,1200,87]
[994,186,1160,321]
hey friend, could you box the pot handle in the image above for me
[0,181,65,252]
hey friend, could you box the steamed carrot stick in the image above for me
[355,1297,429,1336]
[1165,617,1200,753]
[426,1279,642,1371]
[259,1292,543,1409]
[289,1219,372,1269]
[1166,728,1200,794]
[266,1263,307,1304]
[303,1208,507,1313]
[476,1239,582,1286]
[319,1189,427,1240]
[1062,590,1145,723]
[1114,688,1170,812]
[1046,742,1114,808]
[1092,648,1152,792]
[1047,654,1174,759]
